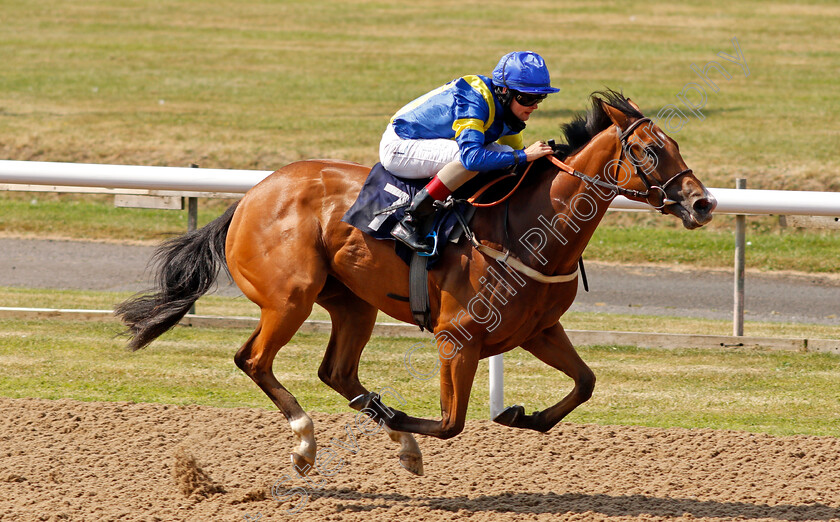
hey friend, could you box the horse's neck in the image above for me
[525,128,622,276]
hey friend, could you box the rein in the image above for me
[467,163,534,208]
[545,155,650,201]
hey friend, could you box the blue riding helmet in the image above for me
[492,51,560,94]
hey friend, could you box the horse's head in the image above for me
[597,97,716,229]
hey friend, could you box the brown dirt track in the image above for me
[1,398,839,521]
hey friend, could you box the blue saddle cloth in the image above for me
[341,163,471,266]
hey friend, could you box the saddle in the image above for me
[341,163,479,266]
[341,162,543,331]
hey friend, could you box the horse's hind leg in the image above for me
[316,280,424,476]
[494,322,595,432]
[234,303,321,474]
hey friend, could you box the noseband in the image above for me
[548,117,692,212]
[618,117,692,211]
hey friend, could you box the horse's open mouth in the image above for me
[672,195,716,229]
[681,211,704,230]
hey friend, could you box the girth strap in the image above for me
[408,252,432,331]
[470,238,579,284]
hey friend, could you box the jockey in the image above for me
[380,51,560,253]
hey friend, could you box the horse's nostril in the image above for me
[693,197,714,215]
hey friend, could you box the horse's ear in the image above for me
[597,98,630,129]
[626,98,642,112]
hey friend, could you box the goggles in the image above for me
[513,91,548,107]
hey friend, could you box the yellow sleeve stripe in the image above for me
[497,132,525,150]
[452,118,485,138]
[461,75,495,130]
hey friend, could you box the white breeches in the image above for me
[379,124,513,179]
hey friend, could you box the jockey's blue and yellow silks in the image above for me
[390,75,527,172]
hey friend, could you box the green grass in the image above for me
[1,0,838,192]
[3,286,840,340]
[0,318,838,437]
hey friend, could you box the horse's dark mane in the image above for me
[553,89,643,160]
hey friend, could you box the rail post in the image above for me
[188,164,199,315]
[489,354,504,420]
[733,178,747,336]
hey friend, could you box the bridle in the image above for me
[455,117,696,284]
[547,117,693,212]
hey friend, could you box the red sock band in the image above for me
[425,176,452,201]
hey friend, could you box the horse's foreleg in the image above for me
[317,285,424,475]
[494,322,595,432]
[350,348,480,441]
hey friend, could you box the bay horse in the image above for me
[116,91,716,477]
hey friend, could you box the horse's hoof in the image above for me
[291,452,315,476]
[399,452,424,476]
[493,404,525,427]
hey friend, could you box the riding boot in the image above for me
[391,188,437,253]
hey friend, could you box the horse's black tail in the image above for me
[115,201,239,351]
